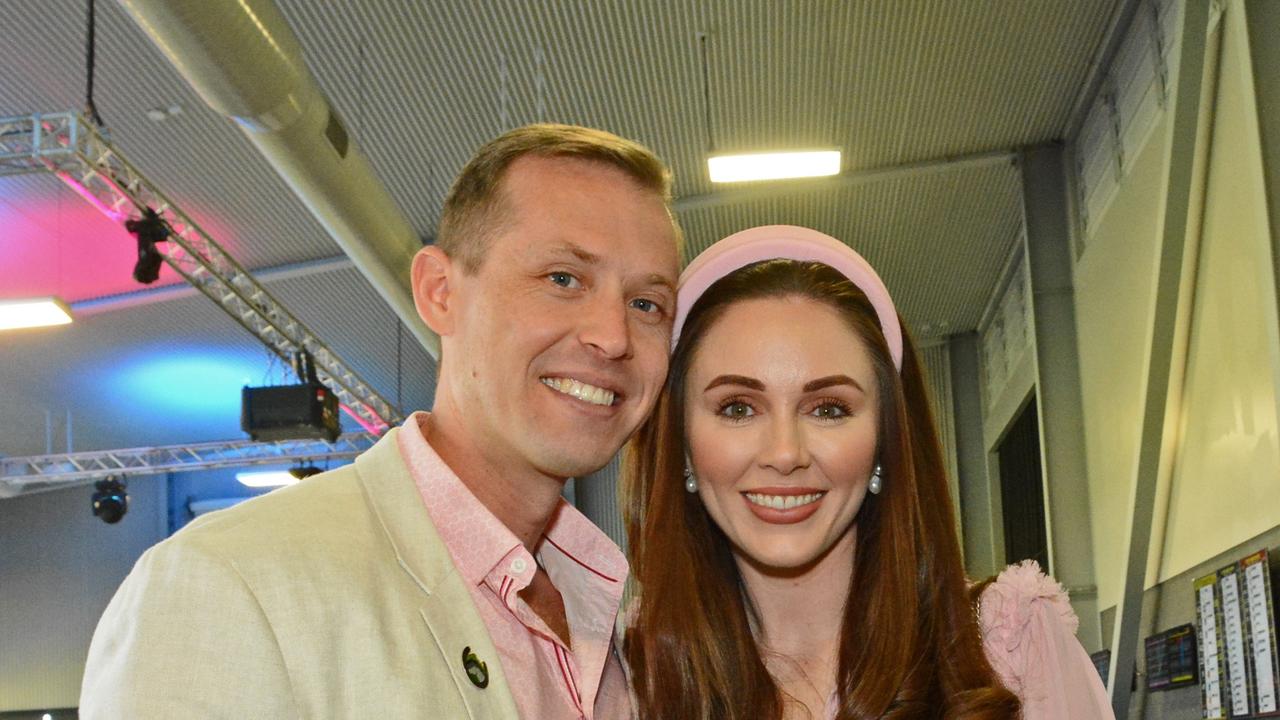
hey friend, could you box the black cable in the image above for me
[699,32,715,152]
[84,0,106,127]
[396,321,403,414]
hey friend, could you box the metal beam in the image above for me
[1244,0,1280,315]
[1108,0,1214,715]
[0,111,402,435]
[70,254,354,317]
[672,149,1014,213]
[0,432,377,497]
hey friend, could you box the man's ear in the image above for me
[412,246,456,336]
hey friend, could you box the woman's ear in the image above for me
[411,246,455,336]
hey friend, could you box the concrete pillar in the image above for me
[1019,145,1102,652]
[950,332,1001,580]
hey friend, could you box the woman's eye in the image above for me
[548,272,581,289]
[719,402,754,420]
[812,402,850,419]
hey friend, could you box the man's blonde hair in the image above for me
[437,123,676,273]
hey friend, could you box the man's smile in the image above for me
[540,376,620,406]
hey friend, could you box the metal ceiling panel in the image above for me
[678,159,1024,335]
[1,0,1116,458]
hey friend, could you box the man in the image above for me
[80,124,681,718]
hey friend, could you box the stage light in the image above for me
[290,465,323,480]
[91,476,128,524]
[0,297,73,331]
[123,208,171,284]
[707,150,842,183]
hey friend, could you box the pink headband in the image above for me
[674,225,903,370]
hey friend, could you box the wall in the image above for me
[1158,0,1280,585]
[0,460,360,711]
[0,475,166,710]
[1073,0,1280,622]
[1074,103,1170,612]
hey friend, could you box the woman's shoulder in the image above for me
[975,560,1115,718]
[976,559,1079,648]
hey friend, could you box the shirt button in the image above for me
[511,557,528,574]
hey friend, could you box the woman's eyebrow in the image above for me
[802,375,864,393]
[704,374,765,392]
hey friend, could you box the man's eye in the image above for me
[548,272,580,288]
[630,298,661,314]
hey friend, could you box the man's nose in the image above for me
[758,415,811,475]
[578,293,631,359]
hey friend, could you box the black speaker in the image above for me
[241,383,340,442]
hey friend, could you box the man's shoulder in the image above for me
[188,463,358,532]
[161,463,385,570]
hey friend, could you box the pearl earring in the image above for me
[683,465,698,493]
[868,463,884,495]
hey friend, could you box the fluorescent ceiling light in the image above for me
[236,470,299,488]
[0,297,74,331]
[707,150,842,183]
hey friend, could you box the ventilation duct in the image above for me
[117,0,439,358]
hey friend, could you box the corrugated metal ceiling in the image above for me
[0,0,1119,456]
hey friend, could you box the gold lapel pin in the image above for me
[462,646,489,689]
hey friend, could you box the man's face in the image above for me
[441,155,679,480]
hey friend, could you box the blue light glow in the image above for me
[104,349,265,416]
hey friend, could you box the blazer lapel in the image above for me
[356,429,521,720]
[420,576,520,718]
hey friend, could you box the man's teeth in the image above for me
[744,492,825,510]
[541,377,615,406]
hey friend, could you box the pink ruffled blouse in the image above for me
[818,560,1114,718]
[974,560,1114,719]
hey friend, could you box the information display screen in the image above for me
[1145,624,1198,692]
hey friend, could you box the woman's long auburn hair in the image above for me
[623,260,1019,719]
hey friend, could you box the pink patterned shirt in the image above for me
[399,413,632,720]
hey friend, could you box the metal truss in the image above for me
[0,112,401,435]
[0,432,378,497]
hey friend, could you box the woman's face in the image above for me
[684,296,880,571]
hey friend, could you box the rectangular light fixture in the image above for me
[0,297,74,331]
[236,470,299,488]
[707,149,842,183]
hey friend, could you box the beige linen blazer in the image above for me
[80,428,521,719]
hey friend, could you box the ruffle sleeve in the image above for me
[978,560,1115,720]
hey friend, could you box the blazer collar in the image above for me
[355,427,455,594]
[355,427,520,719]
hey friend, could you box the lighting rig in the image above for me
[0,111,400,437]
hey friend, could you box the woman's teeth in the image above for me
[744,492,825,510]
[541,377,616,406]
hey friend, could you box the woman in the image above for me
[623,226,1113,719]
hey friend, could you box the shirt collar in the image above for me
[397,412,628,591]
[398,412,524,587]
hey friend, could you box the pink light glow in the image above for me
[0,175,246,303]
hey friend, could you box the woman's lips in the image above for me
[741,488,826,524]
